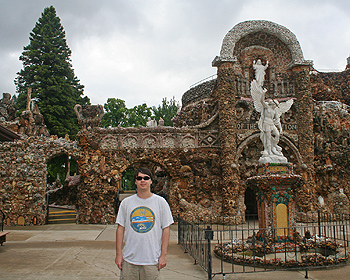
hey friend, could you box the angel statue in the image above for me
[250,61,293,164]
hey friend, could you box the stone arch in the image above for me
[100,135,118,150]
[214,20,308,66]
[45,149,81,179]
[235,132,303,165]
[161,134,177,148]
[142,134,158,148]
[181,135,196,148]
[45,148,81,162]
[120,157,175,203]
[122,135,138,149]
[46,151,75,181]
[120,156,175,179]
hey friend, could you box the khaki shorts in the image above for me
[120,260,161,280]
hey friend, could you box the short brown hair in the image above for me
[134,167,153,181]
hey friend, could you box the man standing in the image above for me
[115,167,174,280]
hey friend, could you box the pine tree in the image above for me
[15,6,89,138]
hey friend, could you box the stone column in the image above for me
[213,60,242,220]
[290,63,317,212]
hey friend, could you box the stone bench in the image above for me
[0,231,9,246]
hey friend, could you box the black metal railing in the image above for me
[178,212,350,280]
[234,78,295,97]
[0,210,5,231]
[178,216,209,272]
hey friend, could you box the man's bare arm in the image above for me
[115,224,125,270]
[158,226,170,270]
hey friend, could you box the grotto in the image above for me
[0,20,350,226]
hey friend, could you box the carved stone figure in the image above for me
[0,93,16,121]
[74,104,104,129]
[251,60,293,164]
[253,59,269,87]
[146,117,157,127]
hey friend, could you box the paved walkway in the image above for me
[0,224,349,279]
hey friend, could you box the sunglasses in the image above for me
[135,176,151,181]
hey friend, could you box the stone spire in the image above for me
[346,54,350,70]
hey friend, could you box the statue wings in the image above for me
[251,79,294,117]
[276,99,293,117]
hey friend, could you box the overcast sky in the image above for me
[1,0,349,108]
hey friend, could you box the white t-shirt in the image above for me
[116,193,174,265]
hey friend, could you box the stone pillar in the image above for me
[247,163,303,240]
[213,61,242,219]
[75,134,119,224]
[290,63,317,212]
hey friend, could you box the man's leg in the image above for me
[140,264,161,280]
[120,260,140,280]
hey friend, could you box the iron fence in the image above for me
[0,210,5,231]
[178,212,350,280]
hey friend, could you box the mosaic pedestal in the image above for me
[247,163,303,241]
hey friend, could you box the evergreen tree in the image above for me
[15,6,89,138]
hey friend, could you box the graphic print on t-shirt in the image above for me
[130,206,155,233]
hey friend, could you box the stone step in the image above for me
[48,218,76,224]
[48,207,76,224]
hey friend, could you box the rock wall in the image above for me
[314,101,350,214]
[0,136,82,225]
[311,69,350,106]
[75,127,223,223]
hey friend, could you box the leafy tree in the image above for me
[15,6,89,138]
[101,97,179,128]
[101,98,128,127]
[125,103,152,127]
[47,154,77,185]
[121,168,136,191]
[152,97,179,126]
[101,100,152,128]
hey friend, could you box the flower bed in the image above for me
[214,236,349,268]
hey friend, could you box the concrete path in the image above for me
[0,224,349,279]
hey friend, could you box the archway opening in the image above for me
[46,154,79,204]
[118,163,171,202]
[120,168,136,191]
[244,187,258,220]
[47,153,77,185]
[46,153,79,224]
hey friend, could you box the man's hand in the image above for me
[158,226,170,270]
[115,255,123,270]
[158,254,167,270]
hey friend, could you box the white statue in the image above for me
[253,59,269,87]
[250,60,293,164]
[318,195,325,207]
[146,117,157,127]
